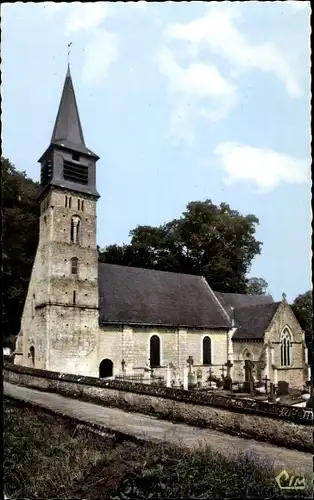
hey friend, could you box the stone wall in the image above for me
[15,185,100,377]
[4,363,313,453]
[266,301,306,389]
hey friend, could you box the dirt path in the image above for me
[4,382,312,478]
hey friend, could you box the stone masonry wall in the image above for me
[16,186,100,377]
[4,363,313,453]
[266,301,306,389]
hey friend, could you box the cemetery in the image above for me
[114,355,312,409]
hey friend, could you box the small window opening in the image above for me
[71,257,78,275]
[81,200,84,212]
[72,152,80,162]
[65,196,68,208]
[78,199,81,211]
[73,291,76,305]
[70,216,81,244]
[69,197,72,209]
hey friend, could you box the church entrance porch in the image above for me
[99,359,113,378]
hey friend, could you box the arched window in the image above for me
[71,257,78,275]
[70,216,81,244]
[280,328,292,366]
[150,335,161,367]
[203,336,212,365]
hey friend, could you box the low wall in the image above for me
[3,363,313,453]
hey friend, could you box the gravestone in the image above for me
[243,359,255,394]
[187,356,195,389]
[223,360,233,391]
[196,368,203,388]
[268,382,278,402]
[262,374,270,394]
[277,380,289,396]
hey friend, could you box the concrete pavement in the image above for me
[4,382,312,478]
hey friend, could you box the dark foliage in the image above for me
[1,157,39,348]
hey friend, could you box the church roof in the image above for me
[49,65,98,158]
[214,291,277,340]
[232,302,280,340]
[214,291,274,318]
[98,263,231,329]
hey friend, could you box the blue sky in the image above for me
[2,1,311,302]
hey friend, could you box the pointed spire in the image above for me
[50,66,87,151]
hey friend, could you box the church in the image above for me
[14,67,309,390]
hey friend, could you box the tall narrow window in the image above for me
[65,196,68,208]
[280,328,292,366]
[78,199,81,211]
[69,197,72,209]
[203,336,212,365]
[29,346,35,367]
[32,294,35,319]
[81,200,84,212]
[73,290,76,305]
[70,216,81,244]
[71,257,78,275]
[150,335,161,367]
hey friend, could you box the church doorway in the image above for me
[99,358,113,378]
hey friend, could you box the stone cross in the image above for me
[121,359,126,374]
[225,360,233,378]
[187,356,194,373]
[262,374,270,393]
[220,365,226,378]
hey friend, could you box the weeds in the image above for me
[4,398,312,499]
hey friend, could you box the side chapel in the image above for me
[14,67,309,390]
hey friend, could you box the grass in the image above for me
[4,398,313,499]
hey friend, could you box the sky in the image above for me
[2,1,311,302]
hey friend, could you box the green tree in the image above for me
[291,290,313,364]
[1,157,39,348]
[247,277,269,295]
[99,200,262,294]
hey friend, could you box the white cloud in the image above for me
[44,2,118,85]
[165,4,302,99]
[65,3,112,36]
[155,45,237,144]
[82,29,119,86]
[214,142,309,192]
[285,1,311,11]
[131,1,148,9]
[44,3,65,14]
[156,3,305,144]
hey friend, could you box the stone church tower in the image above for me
[15,66,101,375]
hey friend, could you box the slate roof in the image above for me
[98,263,231,329]
[214,291,274,318]
[232,302,280,340]
[49,65,98,159]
